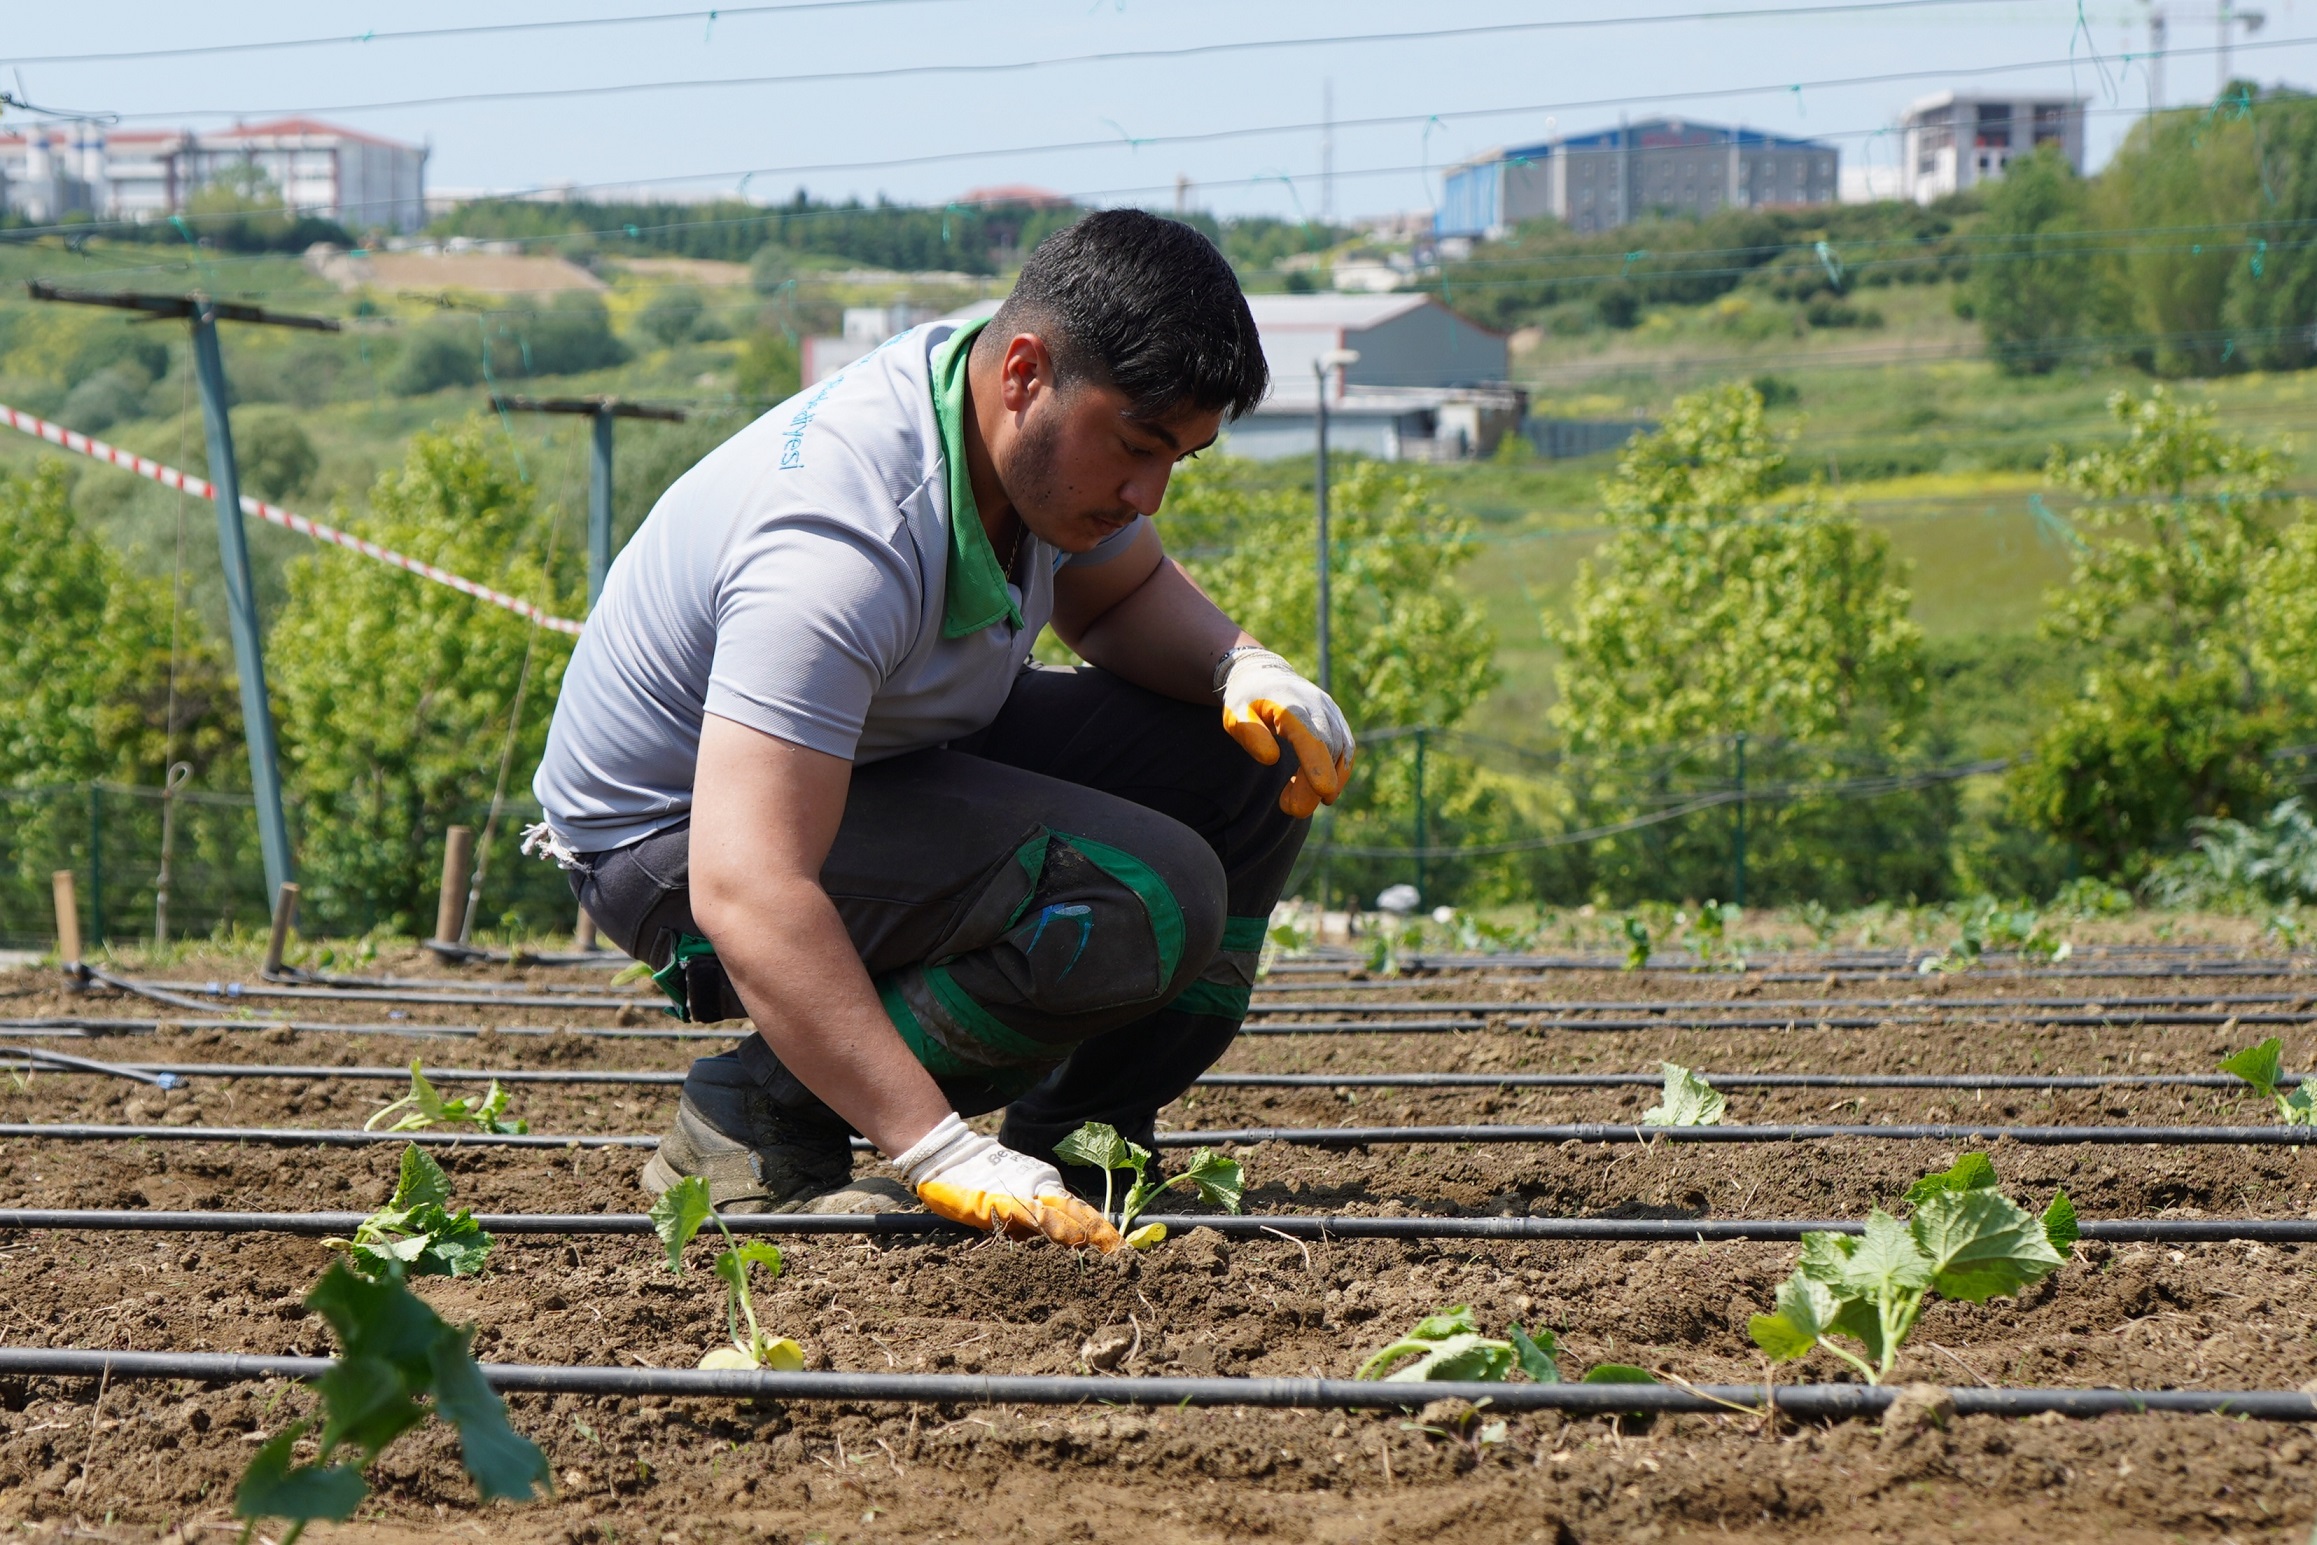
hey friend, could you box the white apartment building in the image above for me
[0,117,427,231]
[1899,92,2086,203]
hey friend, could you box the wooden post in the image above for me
[51,870,81,966]
[434,827,475,945]
[263,882,301,977]
[574,906,598,953]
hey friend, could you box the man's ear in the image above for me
[997,332,1056,414]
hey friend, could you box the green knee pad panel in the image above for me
[1167,913,1268,1021]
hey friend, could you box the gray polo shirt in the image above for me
[531,318,1141,853]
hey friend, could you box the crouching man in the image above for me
[526,211,1352,1252]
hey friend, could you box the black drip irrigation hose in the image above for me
[1248,999,2312,1020]
[93,970,646,1014]
[0,1208,2307,1244]
[0,1347,2310,1419]
[1242,1011,2310,1034]
[2,1046,177,1088]
[4,1061,2295,1093]
[6,1119,2317,1149]
[0,1016,730,1043]
[1247,989,2308,1011]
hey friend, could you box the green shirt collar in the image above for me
[928,317,1022,639]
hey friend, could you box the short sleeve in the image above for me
[704,516,918,760]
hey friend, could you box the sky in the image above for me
[8,0,2317,224]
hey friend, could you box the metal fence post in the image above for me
[1413,727,1429,905]
[1733,731,1748,909]
[190,305,295,905]
[589,405,616,608]
[86,781,103,949]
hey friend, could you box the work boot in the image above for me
[640,1041,911,1215]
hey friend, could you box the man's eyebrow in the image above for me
[1123,414,1182,452]
[1122,416,1218,457]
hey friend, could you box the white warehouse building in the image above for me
[1224,294,1521,463]
[1899,92,2086,203]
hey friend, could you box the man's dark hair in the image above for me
[975,209,1269,422]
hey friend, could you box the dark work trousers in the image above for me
[568,664,1308,1169]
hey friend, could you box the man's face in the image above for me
[998,368,1223,554]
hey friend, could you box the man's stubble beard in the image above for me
[1008,400,1131,550]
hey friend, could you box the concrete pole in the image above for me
[189,305,295,906]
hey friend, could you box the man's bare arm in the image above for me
[687,713,952,1157]
[1050,520,1251,703]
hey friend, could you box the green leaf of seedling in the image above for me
[1057,1122,1142,1177]
[712,1242,783,1295]
[649,1174,715,1272]
[2042,1190,2081,1256]
[1508,1322,1561,1383]
[2282,1083,2317,1127]
[1796,1229,1859,1286]
[1749,1269,1842,1363]
[403,1205,493,1278]
[1911,1188,2064,1304]
[2221,1037,2286,1101]
[1584,1362,1658,1389]
[312,1352,428,1462]
[1367,1334,1517,1384]
[428,1324,551,1501]
[1172,1150,1245,1213]
[1903,1152,1998,1206]
[389,1144,453,1212]
[1839,1210,1936,1297]
[234,1423,368,1526]
[1640,1062,1725,1127]
[1408,1306,1482,1340]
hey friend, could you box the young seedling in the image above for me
[1052,1121,1245,1249]
[233,1258,549,1543]
[1618,915,1652,972]
[1355,1306,1655,1385]
[364,1059,528,1135]
[2218,1036,2317,1125]
[324,1143,493,1278]
[1684,901,1744,969]
[648,1174,804,1371]
[1641,1062,1725,1127]
[1748,1153,2077,1384]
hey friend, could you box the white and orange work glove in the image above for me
[1217,647,1356,819]
[893,1113,1123,1252]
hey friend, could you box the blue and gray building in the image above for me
[1438,117,1839,239]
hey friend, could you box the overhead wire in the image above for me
[97,0,2069,123]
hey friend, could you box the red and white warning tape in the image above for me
[0,401,585,637]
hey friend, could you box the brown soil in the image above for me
[3,955,2316,1541]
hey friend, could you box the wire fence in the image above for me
[0,781,580,952]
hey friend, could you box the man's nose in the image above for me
[1122,464,1172,517]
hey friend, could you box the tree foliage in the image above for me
[272,424,581,933]
[1550,383,1924,756]
[2012,389,2309,876]
[0,463,239,788]
[1967,146,2096,374]
[1545,384,1938,905]
[1152,458,1517,900]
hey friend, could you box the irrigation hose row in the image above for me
[8,1119,2317,1149]
[1,1016,725,1043]
[0,1208,2307,1244]
[4,1058,2306,1094]
[0,1347,2310,1419]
